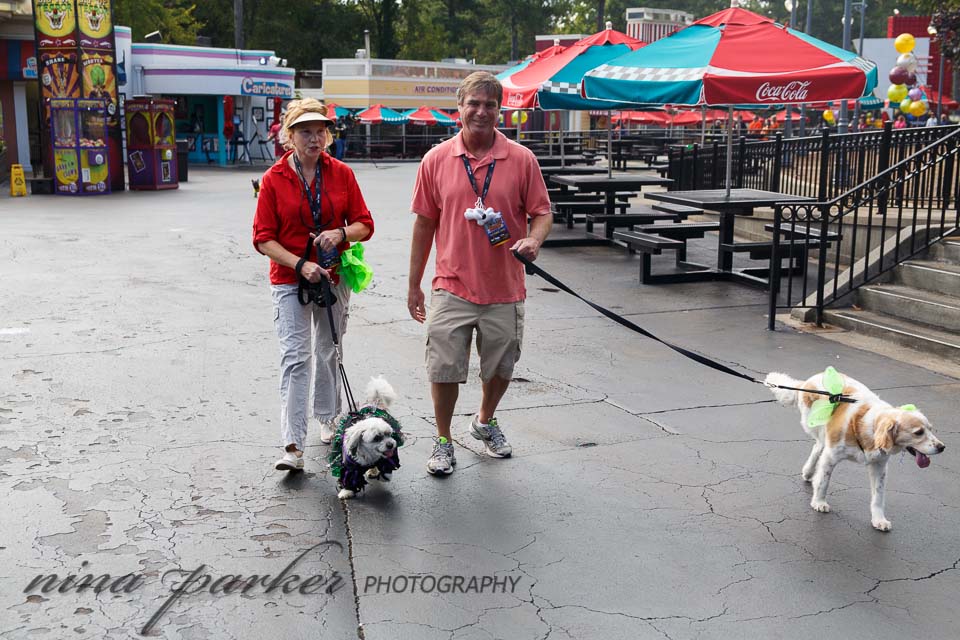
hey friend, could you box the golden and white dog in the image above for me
[765,370,945,531]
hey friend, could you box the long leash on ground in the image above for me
[513,251,855,405]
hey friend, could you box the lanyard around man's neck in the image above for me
[461,154,495,208]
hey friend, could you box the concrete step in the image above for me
[856,284,960,333]
[927,238,960,264]
[895,259,960,297]
[824,308,960,360]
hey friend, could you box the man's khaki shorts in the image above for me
[426,289,525,383]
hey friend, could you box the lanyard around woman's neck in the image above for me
[293,153,325,229]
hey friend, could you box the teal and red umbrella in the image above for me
[498,26,646,110]
[402,106,456,126]
[324,103,354,118]
[583,8,877,108]
[355,104,408,125]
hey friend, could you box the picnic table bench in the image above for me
[651,202,704,217]
[585,209,681,238]
[612,231,694,284]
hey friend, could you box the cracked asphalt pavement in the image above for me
[2,164,958,640]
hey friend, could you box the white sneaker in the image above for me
[319,419,337,444]
[275,451,304,471]
[426,437,456,475]
[470,415,512,458]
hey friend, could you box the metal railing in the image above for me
[668,124,960,203]
[766,124,960,329]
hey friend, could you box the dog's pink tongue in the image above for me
[916,451,931,468]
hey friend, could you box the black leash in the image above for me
[513,251,855,405]
[294,258,358,415]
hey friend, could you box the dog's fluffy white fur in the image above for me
[337,376,399,500]
[765,370,945,531]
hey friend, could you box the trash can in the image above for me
[176,138,190,182]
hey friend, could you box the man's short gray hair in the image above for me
[457,71,503,106]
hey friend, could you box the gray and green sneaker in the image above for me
[427,436,456,475]
[470,415,512,458]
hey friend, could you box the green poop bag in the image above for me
[339,243,373,293]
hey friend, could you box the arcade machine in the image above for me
[125,98,178,190]
[50,98,111,195]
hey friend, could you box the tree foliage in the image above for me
[112,0,201,43]
[110,0,946,70]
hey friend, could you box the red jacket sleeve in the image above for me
[252,170,279,253]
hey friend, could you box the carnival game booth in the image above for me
[125,97,177,190]
[121,40,294,166]
[50,97,110,195]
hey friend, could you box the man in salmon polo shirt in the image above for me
[408,71,553,476]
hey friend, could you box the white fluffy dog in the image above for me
[328,377,403,500]
[766,369,945,531]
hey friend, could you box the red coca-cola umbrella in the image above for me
[584,7,878,195]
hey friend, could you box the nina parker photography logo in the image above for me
[22,541,345,635]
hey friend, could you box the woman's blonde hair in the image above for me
[282,98,334,149]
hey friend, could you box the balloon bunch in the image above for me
[886,33,929,119]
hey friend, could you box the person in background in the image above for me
[267,113,285,159]
[894,114,908,130]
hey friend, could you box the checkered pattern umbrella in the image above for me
[583,8,877,107]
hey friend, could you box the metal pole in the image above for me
[937,44,946,121]
[853,2,866,130]
[785,0,798,139]
[725,106,733,198]
[234,0,244,49]
[799,0,814,138]
[607,110,613,178]
[839,0,853,133]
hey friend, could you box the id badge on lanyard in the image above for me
[461,156,510,247]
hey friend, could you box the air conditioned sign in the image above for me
[241,78,293,98]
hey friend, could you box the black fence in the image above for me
[767,125,960,327]
[668,124,960,207]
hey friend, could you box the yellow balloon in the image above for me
[887,83,908,102]
[909,100,928,117]
[894,33,915,54]
[822,109,834,122]
[900,97,913,113]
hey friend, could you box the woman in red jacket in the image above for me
[252,99,375,472]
